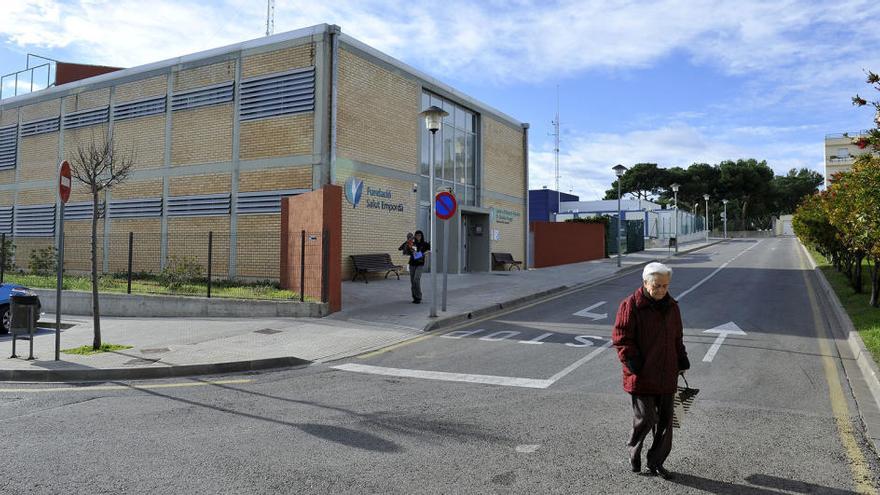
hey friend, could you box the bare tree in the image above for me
[69,129,133,350]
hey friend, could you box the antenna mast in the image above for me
[266,0,275,36]
[551,85,561,218]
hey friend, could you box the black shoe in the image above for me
[630,458,641,473]
[648,465,673,480]
[412,299,421,304]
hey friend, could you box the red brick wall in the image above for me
[530,221,605,268]
[281,185,342,312]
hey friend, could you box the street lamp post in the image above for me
[420,105,448,318]
[703,193,710,242]
[670,183,680,254]
[722,199,729,239]
[613,164,627,267]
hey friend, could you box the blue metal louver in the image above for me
[237,189,307,214]
[0,206,12,234]
[0,124,16,170]
[63,107,109,129]
[20,117,60,137]
[14,204,56,237]
[171,82,234,112]
[114,95,166,121]
[168,193,230,217]
[108,197,163,218]
[239,67,315,121]
[64,201,105,220]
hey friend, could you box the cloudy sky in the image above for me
[2,0,879,199]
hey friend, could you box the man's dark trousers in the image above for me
[628,393,674,468]
[409,265,423,301]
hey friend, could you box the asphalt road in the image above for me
[1,237,878,494]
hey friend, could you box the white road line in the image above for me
[515,444,541,453]
[546,340,614,384]
[677,240,762,301]
[0,379,253,394]
[331,363,552,389]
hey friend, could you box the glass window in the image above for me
[465,111,473,132]
[442,123,454,180]
[442,99,454,125]
[421,92,430,111]
[466,186,476,206]
[466,133,476,186]
[433,129,442,179]
[420,175,429,203]
[420,126,430,176]
[455,128,465,184]
[455,105,466,128]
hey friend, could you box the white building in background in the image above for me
[556,199,704,240]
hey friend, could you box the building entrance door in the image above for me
[462,211,489,272]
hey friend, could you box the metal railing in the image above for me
[0,54,56,100]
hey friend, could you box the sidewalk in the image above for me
[0,239,718,381]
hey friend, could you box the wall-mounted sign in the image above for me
[495,208,521,225]
[344,177,364,208]
[344,176,405,213]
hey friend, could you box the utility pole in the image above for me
[265,0,275,36]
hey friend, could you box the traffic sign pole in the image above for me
[56,161,71,361]
[434,191,457,312]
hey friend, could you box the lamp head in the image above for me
[612,164,627,177]
[703,194,710,201]
[420,105,448,133]
[670,183,680,193]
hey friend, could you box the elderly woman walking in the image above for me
[612,262,690,480]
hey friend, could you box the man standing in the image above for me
[612,262,690,479]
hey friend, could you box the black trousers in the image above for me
[409,265,423,301]
[628,393,674,468]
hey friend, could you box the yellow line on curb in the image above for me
[0,379,253,394]
[798,246,877,495]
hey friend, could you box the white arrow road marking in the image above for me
[573,301,607,321]
[702,321,746,362]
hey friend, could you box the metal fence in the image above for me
[0,230,327,301]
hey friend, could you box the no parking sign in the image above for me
[435,191,457,220]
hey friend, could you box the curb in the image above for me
[802,244,880,455]
[423,239,724,332]
[0,356,312,382]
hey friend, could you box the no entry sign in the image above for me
[435,191,457,220]
[58,160,71,204]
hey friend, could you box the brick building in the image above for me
[0,24,528,281]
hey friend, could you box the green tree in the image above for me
[848,155,880,305]
[771,168,824,216]
[719,159,775,230]
[851,70,880,151]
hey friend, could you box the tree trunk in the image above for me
[853,253,864,294]
[870,259,879,308]
[91,190,101,350]
[741,199,750,231]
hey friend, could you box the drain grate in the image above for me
[140,348,170,355]
[254,328,283,335]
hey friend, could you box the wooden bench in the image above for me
[492,252,523,271]
[350,253,404,283]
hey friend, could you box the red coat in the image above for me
[612,287,688,395]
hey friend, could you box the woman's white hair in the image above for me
[643,262,672,282]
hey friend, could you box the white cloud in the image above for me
[531,123,825,200]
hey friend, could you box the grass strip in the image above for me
[809,249,880,365]
[61,343,133,355]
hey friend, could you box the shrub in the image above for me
[29,246,57,276]
[0,237,14,272]
[160,256,204,289]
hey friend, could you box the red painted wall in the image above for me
[281,185,342,313]
[530,221,605,268]
[55,62,123,85]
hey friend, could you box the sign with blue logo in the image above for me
[435,191,457,220]
[344,177,364,208]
